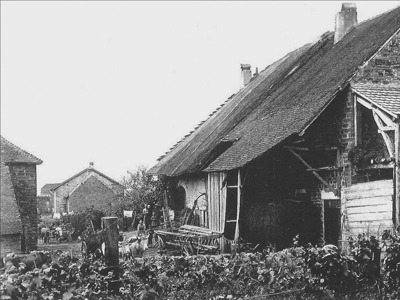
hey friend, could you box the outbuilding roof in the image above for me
[149,6,400,176]
[352,83,400,116]
[1,136,43,165]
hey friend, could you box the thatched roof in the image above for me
[149,6,400,176]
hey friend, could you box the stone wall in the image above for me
[68,176,118,213]
[37,195,52,215]
[8,164,38,252]
[54,170,123,214]
[0,234,21,256]
[353,32,400,86]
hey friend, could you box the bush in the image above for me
[1,231,400,299]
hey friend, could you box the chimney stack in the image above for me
[89,162,94,168]
[241,64,252,88]
[334,3,357,44]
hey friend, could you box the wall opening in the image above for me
[176,186,186,210]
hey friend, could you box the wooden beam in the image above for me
[382,126,396,131]
[395,125,400,227]
[306,167,341,172]
[373,111,394,157]
[287,148,338,196]
[284,146,338,151]
[356,94,398,122]
[374,108,397,128]
[234,169,242,243]
[284,146,309,151]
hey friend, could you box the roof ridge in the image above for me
[51,166,122,191]
[355,5,400,28]
[0,135,43,164]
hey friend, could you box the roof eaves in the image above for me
[352,86,399,119]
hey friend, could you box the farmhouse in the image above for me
[1,136,43,254]
[47,163,124,215]
[149,4,400,250]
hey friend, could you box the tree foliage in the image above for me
[115,166,166,218]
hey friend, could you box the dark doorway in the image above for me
[324,199,340,245]
[176,186,186,210]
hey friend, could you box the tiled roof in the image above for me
[149,6,400,175]
[0,162,22,235]
[40,183,60,195]
[1,136,43,165]
[352,83,400,115]
[51,166,123,192]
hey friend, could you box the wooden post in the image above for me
[234,170,242,243]
[101,217,119,267]
[395,125,400,228]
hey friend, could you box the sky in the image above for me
[1,1,399,193]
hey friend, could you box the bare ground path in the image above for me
[37,229,159,260]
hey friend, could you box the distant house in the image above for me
[149,4,400,250]
[48,163,124,215]
[37,183,59,215]
[1,136,42,254]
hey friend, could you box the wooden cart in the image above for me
[155,225,222,255]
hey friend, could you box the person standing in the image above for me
[143,204,151,229]
[137,220,146,237]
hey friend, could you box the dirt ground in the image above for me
[37,229,159,260]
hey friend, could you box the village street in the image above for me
[2,2,400,299]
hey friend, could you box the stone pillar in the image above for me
[8,164,38,252]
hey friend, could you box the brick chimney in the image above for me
[241,64,252,88]
[334,3,357,44]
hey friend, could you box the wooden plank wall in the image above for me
[207,172,227,232]
[344,179,393,235]
[208,172,227,251]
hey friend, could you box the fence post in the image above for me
[101,217,119,267]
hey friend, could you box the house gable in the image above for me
[68,176,118,212]
[52,166,123,214]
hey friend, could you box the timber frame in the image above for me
[352,91,400,227]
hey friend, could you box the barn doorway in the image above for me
[176,186,186,210]
[324,199,340,245]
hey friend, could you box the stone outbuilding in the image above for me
[47,163,124,215]
[1,136,42,254]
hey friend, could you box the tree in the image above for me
[116,165,166,218]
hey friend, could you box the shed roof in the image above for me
[352,83,400,116]
[40,183,60,195]
[149,6,400,175]
[1,136,43,165]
